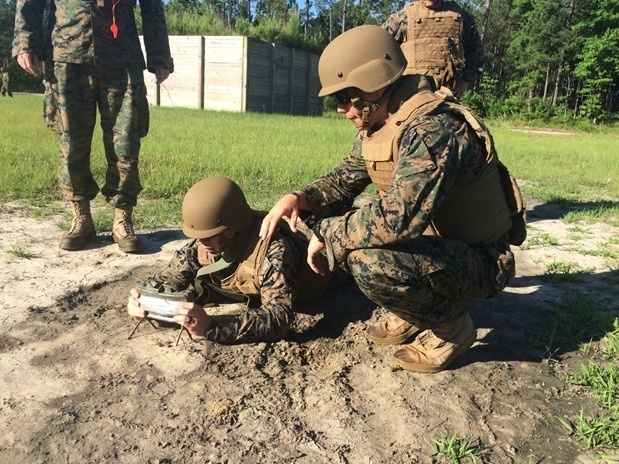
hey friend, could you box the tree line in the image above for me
[1,0,617,124]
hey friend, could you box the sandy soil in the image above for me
[1,196,618,464]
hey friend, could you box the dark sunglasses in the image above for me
[333,90,352,106]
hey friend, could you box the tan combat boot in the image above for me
[392,311,476,373]
[112,206,144,253]
[59,200,96,251]
[365,314,422,345]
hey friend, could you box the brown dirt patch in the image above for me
[1,197,618,463]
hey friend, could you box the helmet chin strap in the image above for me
[351,87,394,130]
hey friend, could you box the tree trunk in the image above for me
[481,0,492,42]
[543,62,550,102]
[304,0,310,40]
[342,0,347,34]
[329,4,333,42]
[552,49,565,106]
[552,0,576,106]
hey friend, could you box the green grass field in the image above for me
[1,93,618,228]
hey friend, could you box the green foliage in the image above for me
[0,0,15,63]
[489,125,619,201]
[429,433,489,463]
[0,0,44,93]
[473,0,619,122]
[601,319,619,360]
[162,7,231,36]
[4,245,36,259]
[4,0,619,121]
[525,293,615,360]
[564,362,619,449]
[560,316,619,454]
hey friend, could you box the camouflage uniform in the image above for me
[12,0,173,206]
[1,68,12,97]
[143,229,325,344]
[302,79,514,329]
[382,0,484,89]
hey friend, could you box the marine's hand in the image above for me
[155,67,171,84]
[307,235,326,275]
[453,79,469,99]
[260,192,303,240]
[173,302,212,337]
[16,53,41,76]
[127,288,146,319]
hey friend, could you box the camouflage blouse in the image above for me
[13,0,173,72]
[144,233,301,344]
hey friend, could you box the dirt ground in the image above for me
[1,195,618,464]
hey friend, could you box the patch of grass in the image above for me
[580,340,594,356]
[578,244,619,261]
[526,320,560,361]
[133,198,183,230]
[601,319,619,360]
[560,393,619,452]
[429,433,489,463]
[560,317,619,455]
[526,294,615,359]
[541,261,591,283]
[560,295,615,343]
[0,95,353,219]
[566,362,619,411]
[520,228,559,249]
[5,245,36,259]
[26,200,65,219]
[492,125,619,201]
[566,225,591,241]
[563,203,619,227]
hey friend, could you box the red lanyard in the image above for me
[110,0,120,38]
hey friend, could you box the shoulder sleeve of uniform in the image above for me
[204,233,296,344]
[139,0,174,73]
[146,239,201,292]
[382,9,408,42]
[12,0,46,58]
[302,132,369,218]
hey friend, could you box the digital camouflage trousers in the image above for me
[44,62,149,207]
[347,235,512,329]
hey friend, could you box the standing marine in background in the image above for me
[13,0,174,253]
[383,0,484,99]
[1,67,12,97]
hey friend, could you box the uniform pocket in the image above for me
[42,79,62,134]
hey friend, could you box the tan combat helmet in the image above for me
[318,25,407,97]
[182,176,254,239]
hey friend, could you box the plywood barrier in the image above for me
[141,35,322,115]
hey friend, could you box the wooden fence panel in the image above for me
[141,35,322,115]
[142,36,204,109]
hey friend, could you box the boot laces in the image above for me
[116,210,136,238]
[416,330,445,350]
[68,202,92,235]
